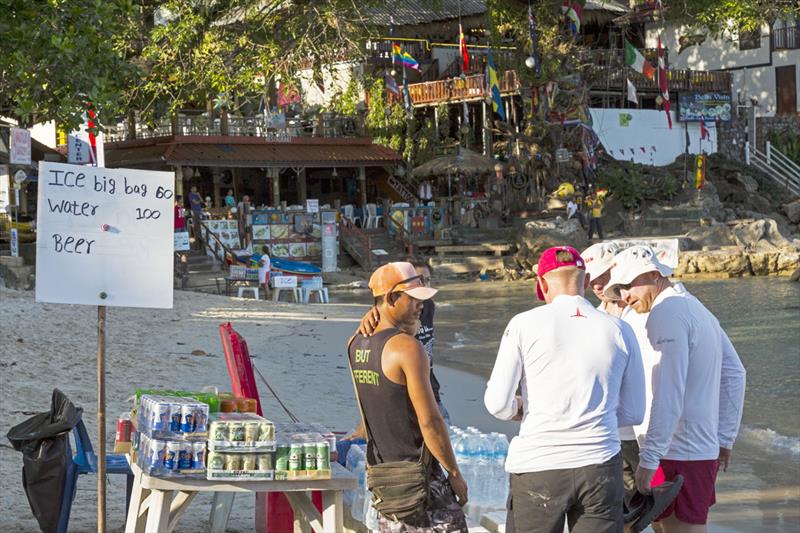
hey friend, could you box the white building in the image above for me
[645,17,799,116]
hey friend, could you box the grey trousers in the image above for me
[509,453,624,533]
[621,439,640,508]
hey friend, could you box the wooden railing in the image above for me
[198,220,246,268]
[587,65,731,93]
[407,70,520,106]
[387,215,415,257]
[339,220,374,270]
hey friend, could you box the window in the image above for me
[739,28,761,50]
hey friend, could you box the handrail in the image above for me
[767,142,800,178]
[339,220,374,269]
[198,220,247,268]
[746,142,800,196]
[387,214,415,257]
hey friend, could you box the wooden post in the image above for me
[296,167,307,204]
[358,166,367,208]
[270,168,280,207]
[96,305,107,533]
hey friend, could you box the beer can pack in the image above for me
[155,401,170,431]
[165,441,180,470]
[147,439,166,468]
[242,454,257,471]
[193,405,208,432]
[275,445,290,471]
[258,422,274,442]
[177,443,193,469]
[303,442,316,470]
[210,421,228,441]
[288,443,303,470]
[224,454,242,471]
[258,453,273,471]
[244,422,260,443]
[180,404,195,433]
[229,422,246,442]
[192,442,207,469]
[316,441,330,470]
[169,403,182,432]
[207,451,225,470]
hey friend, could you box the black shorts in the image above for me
[509,453,623,533]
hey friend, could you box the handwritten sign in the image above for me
[174,231,190,251]
[271,275,297,288]
[306,199,319,213]
[36,162,175,308]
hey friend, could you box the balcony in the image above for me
[773,26,800,50]
[407,70,520,106]
[587,64,732,93]
[101,113,363,144]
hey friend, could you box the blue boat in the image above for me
[271,258,322,275]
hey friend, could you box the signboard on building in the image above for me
[678,92,733,122]
[68,112,105,166]
[305,198,319,213]
[10,128,32,165]
[0,165,9,214]
[36,162,175,308]
[174,231,190,251]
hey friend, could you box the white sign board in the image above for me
[306,199,319,213]
[0,165,9,214]
[10,228,18,257]
[10,128,32,165]
[611,238,680,269]
[36,162,175,308]
[271,275,298,288]
[174,231,190,251]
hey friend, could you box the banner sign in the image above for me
[678,92,732,122]
[174,231,190,251]
[10,128,32,165]
[0,165,9,214]
[36,162,175,308]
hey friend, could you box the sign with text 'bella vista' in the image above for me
[36,162,175,308]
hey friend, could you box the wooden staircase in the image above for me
[340,223,408,270]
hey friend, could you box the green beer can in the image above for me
[288,443,303,471]
[315,441,330,470]
[302,441,316,470]
[275,445,290,471]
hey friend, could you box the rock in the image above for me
[777,252,800,276]
[685,225,735,250]
[729,218,799,253]
[784,199,800,224]
[791,267,800,281]
[733,172,759,193]
[744,193,772,214]
[690,250,751,276]
[517,218,589,264]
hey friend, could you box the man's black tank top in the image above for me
[349,328,424,465]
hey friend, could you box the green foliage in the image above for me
[667,0,799,35]
[330,77,363,116]
[364,77,406,155]
[598,163,681,209]
[0,0,136,129]
[769,130,800,165]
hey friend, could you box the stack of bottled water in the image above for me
[449,426,510,521]
[344,443,379,529]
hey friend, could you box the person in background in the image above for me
[586,193,604,240]
[604,245,747,533]
[188,186,205,250]
[257,245,271,300]
[237,195,253,249]
[225,189,236,208]
[485,246,645,533]
[174,195,186,232]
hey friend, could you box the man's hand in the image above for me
[718,447,732,472]
[511,395,524,421]
[342,423,366,441]
[357,307,381,337]
[448,470,468,507]
[635,466,657,494]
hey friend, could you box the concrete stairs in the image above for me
[637,204,705,236]
[175,250,224,294]
[429,226,518,277]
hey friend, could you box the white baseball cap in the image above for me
[581,242,621,282]
[604,245,674,300]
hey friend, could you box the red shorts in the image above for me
[652,459,719,524]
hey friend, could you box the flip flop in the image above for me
[625,475,685,533]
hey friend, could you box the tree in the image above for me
[0,0,135,129]
[665,0,800,35]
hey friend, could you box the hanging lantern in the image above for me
[525,56,537,69]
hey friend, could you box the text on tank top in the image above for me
[349,329,425,465]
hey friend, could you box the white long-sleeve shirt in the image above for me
[485,294,645,473]
[625,283,747,469]
[597,302,638,442]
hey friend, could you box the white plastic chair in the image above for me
[364,203,382,229]
[300,277,329,303]
[237,286,260,299]
[343,204,361,227]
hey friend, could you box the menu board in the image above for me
[678,92,732,122]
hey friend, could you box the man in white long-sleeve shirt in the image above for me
[485,246,645,533]
[605,245,746,532]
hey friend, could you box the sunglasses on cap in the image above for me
[386,274,424,297]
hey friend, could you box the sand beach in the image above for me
[1,278,799,532]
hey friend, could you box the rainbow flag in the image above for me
[392,43,421,71]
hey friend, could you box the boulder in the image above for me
[784,199,800,225]
[685,224,735,250]
[729,218,799,253]
[517,218,589,264]
[673,250,750,277]
[733,171,759,193]
[791,266,800,281]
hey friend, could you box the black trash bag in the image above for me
[7,389,83,533]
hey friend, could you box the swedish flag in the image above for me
[486,49,506,121]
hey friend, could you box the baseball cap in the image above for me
[535,246,585,301]
[604,245,674,300]
[369,262,438,301]
[581,241,621,283]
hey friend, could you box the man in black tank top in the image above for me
[349,262,468,532]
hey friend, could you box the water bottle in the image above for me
[489,432,510,508]
[344,444,364,508]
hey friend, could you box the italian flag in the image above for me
[624,39,655,80]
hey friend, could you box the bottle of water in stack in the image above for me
[449,426,510,513]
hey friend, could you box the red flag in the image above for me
[657,36,672,129]
[700,115,711,141]
[459,24,469,73]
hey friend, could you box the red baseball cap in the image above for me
[535,246,586,300]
